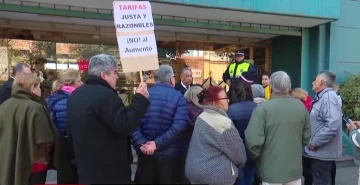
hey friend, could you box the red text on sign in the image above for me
[119,4,147,10]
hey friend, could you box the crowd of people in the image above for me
[0,53,359,185]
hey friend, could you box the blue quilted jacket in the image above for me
[132,83,188,157]
[47,90,70,136]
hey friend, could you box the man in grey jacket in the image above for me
[304,70,342,185]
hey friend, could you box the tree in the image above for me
[0,39,34,65]
[30,41,56,58]
[339,74,360,120]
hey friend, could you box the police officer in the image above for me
[222,50,258,86]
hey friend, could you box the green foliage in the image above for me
[339,74,360,120]
[0,39,32,65]
[30,41,56,58]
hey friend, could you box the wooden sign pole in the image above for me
[139,71,143,83]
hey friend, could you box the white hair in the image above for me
[270,71,291,94]
[88,54,117,77]
[155,65,174,83]
[318,70,336,88]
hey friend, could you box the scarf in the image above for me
[61,86,76,94]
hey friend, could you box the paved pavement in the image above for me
[335,165,358,185]
[45,164,359,185]
[45,151,359,185]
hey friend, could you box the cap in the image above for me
[235,51,245,56]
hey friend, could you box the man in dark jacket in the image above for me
[132,65,188,184]
[175,67,193,95]
[0,63,31,105]
[67,54,150,184]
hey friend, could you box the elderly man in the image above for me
[245,71,310,185]
[175,67,193,95]
[67,54,150,184]
[0,63,31,105]
[132,65,188,184]
[304,70,342,185]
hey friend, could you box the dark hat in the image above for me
[235,51,245,56]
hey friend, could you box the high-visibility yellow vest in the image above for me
[228,62,250,79]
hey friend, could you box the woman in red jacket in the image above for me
[290,87,313,185]
[290,88,312,112]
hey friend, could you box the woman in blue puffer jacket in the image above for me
[47,68,83,184]
[48,69,83,136]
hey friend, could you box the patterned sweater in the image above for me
[185,105,246,185]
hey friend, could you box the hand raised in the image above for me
[136,82,149,99]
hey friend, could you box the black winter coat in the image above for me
[0,78,14,105]
[67,75,150,184]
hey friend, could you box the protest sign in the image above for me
[113,1,159,73]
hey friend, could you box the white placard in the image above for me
[113,1,155,33]
[117,34,157,58]
[113,1,159,73]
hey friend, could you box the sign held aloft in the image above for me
[113,1,159,73]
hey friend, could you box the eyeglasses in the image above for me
[215,97,229,102]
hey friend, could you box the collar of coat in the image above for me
[315,87,334,100]
[85,75,117,93]
[11,85,42,103]
[202,105,228,118]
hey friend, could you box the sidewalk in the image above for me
[46,151,359,185]
[336,165,358,185]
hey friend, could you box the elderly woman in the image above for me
[48,69,83,136]
[184,85,204,147]
[0,73,59,185]
[177,85,204,184]
[185,86,246,185]
[47,68,83,184]
[290,88,312,112]
[227,80,257,185]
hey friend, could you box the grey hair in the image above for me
[11,63,29,77]
[88,54,117,77]
[155,65,174,83]
[270,71,291,94]
[318,70,336,88]
[184,86,203,107]
[181,67,192,75]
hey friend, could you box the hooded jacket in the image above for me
[251,84,266,104]
[0,85,59,185]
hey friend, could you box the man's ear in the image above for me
[100,71,106,79]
